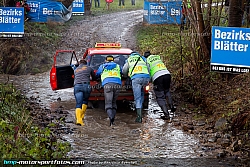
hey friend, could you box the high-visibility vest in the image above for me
[147,55,167,77]
[128,55,148,77]
[187,0,191,8]
[101,64,121,82]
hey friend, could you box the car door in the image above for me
[50,50,79,90]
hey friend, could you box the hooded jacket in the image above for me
[96,61,122,86]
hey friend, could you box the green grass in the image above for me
[0,83,70,159]
[136,24,182,71]
[90,0,144,15]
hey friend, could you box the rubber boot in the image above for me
[81,104,87,119]
[107,108,114,126]
[75,108,84,126]
[160,105,170,120]
[166,91,176,113]
[171,106,177,113]
[110,108,117,126]
[109,117,115,126]
[135,108,142,123]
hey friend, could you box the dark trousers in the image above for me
[104,83,121,110]
[153,74,173,109]
[95,0,100,7]
[119,0,125,6]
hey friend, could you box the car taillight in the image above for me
[50,67,57,90]
[145,85,150,91]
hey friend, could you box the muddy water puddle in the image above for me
[64,94,204,159]
[0,72,238,166]
[1,72,206,159]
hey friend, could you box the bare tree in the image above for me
[228,0,244,27]
[84,0,91,15]
[195,0,210,65]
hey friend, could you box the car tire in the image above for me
[143,96,149,109]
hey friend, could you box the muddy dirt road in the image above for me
[1,10,240,166]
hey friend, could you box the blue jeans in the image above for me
[132,77,150,109]
[74,83,92,108]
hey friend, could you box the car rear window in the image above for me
[89,54,129,70]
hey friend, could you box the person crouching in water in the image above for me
[74,59,96,126]
[96,55,122,126]
[144,51,176,120]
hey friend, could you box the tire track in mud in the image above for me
[58,10,143,56]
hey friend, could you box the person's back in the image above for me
[96,55,122,126]
[122,52,150,123]
[146,54,170,82]
[124,52,150,79]
[144,51,175,121]
[74,59,96,126]
[96,60,122,87]
[74,61,95,85]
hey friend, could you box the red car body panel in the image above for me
[49,43,149,106]
[82,43,149,102]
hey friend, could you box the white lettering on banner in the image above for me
[0,34,23,37]
[73,3,83,7]
[151,10,165,15]
[214,41,248,52]
[150,5,166,10]
[0,16,21,23]
[171,8,180,16]
[30,8,36,12]
[214,29,250,40]
[43,8,53,15]
[28,3,39,8]
[233,68,240,72]
[213,28,250,52]
[74,0,84,2]
[211,65,250,73]
[0,9,22,16]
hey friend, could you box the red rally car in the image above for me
[50,43,149,108]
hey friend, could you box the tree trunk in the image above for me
[4,0,15,6]
[195,0,210,66]
[228,0,244,27]
[84,0,91,15]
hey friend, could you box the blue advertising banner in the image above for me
[27,0,72,22]
[143,0,182,25]
[211,26,250,74]
[0,7,24,38]
[72,0,84,15]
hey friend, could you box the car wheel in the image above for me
[143,96,149,109]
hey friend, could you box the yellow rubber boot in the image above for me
[81,104,87,119]
[75,108,84,126]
